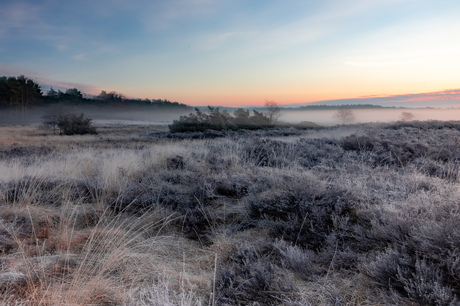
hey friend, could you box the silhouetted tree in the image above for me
[265,100,281,124]
[42,112,64,135]
[0,75,42,108]
[46,87,59,99]
[334,106,355,124]
[63,88,83,102]
[400,112,415,121]
[0,77,9,106]
[98,90,125,102]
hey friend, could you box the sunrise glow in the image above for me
[1,0,460,107]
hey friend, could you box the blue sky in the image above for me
[1,0,460,106]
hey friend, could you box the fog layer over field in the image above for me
[0,106,192,126]
[3,105,460,127]
[281,108,460,125]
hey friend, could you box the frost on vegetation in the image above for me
[1,121,460,304]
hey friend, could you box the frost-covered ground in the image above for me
[1,121,460,305]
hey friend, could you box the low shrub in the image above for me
[169,107,273,133]
[43,112,97,135]
[248,184,358,251]
[215,241,295,305]
[364,248,457,305]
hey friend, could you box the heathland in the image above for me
[1,120,460,305]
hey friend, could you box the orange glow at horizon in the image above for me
[117,84,460,107]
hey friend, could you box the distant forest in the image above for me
[0,75,189,109]
[296,104,388,110]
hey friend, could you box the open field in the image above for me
[1,121,460,305]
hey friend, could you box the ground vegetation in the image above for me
[0,120,460,304]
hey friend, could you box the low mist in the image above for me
[0,105,192,126]
[281,108,460,126]
[3,106,460,127]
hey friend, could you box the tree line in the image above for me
[298,104,386,110]
[0,75,42,108]
[0,75,188,109]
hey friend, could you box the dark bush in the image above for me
[214,175,249,199]
[58,113,97,135]
[243,138,291,167]
[180,207,214,244]
[342,135,375,151]
[43,112,97,135]
[166,155,184,170]
[248,186,358,251]
[169,107,273,133]
[0,145,53,160]
[215,242,295,305]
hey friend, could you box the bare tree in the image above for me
[264,100,281,125]
[334,106,355,124]
[400,111,414,121]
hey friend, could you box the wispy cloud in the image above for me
[0,64,27,77]
[345,58,422,67]
[0,2,42,38]
[72,53,87,61]
[0,1,116,60]
[392,89,460,104]
[38,77,102,95]
[192,0,414,54]
[196,31,259,50]
[139,0,220,30]
[313,89,460,107]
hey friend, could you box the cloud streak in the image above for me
[306,89,460,108]
[0,2,42,38]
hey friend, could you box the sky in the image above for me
[1,0,460,107]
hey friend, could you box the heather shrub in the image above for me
[243,138,293,167]
[273,240,318,281]
[0,145,53,159]
[360,190,460,305]
[247,182,358,251]
[214,174,250,199]
[341,135,375,151]
[364,247,458,305]
[215,241,295,305]
[295,138,343,169]
[414,158,459,181]
[342,133,429,167]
